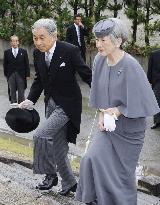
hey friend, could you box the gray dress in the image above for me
[76,53,159,205]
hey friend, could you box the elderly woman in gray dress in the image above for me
[75,18,159,205]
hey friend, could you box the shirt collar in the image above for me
[74,23,79,28]
[12,47,18,51]
[46,41,56,57]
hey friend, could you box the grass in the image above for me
[0,133,33,159]
[0,132,81,173]
[69,155,81,174]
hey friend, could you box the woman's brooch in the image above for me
[117,69,123,76]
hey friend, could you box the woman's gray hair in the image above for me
[108,18,128,45]
[31,18,57,35]
[93,18,128,45]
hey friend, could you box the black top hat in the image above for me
[5,108,40,133]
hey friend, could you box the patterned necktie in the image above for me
[45,52,50,68]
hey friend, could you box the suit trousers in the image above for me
[79,46,86,62]
[33,97,76,190]
[153,86,160,123]
[8,72,25,103]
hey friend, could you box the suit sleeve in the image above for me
[24,50,30,77]
[81,26,88,36]
[27,51,43,104]
[3,51,8,77]
[66,27,72,43]
[71,46,92,87]
[147,52,153,84]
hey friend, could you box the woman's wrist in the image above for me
[99,109,105,112]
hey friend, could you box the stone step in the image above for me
[138,176,160,196]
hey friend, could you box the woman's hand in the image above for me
[98,112,105,131]
[103,107,121,118]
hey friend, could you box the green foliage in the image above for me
[124,42,160,56]
[0,0,160,51]
[107,0,123,18]
[125,7,144,24]
[152,0,160,14]
[55,8,72,41]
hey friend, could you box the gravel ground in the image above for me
[0,160,160,205]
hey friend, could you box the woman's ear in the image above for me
[116,38,122,48]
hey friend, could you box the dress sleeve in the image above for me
[118,60,160,118]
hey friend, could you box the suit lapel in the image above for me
[73,25,78,41]
[16,48,20,58]
[36,41,65,83]
[37,52,48,78]
[49,41,65,81]
[9,48,14,58]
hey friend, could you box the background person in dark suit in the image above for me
[147,49,160,129]
[19,18,92,195]
[3,35,30,105]
[66,14,88,62]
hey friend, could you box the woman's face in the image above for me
[95,36,117,56]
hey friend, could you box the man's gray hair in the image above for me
[10,35,19,40]
[32,18,57,35]
[108,18,128,45]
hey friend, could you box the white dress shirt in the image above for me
[74,23,81,46]
[12,47,18,58]
[45,41,56,63]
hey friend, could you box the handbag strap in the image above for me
[84,109,98,154]
[88,109,98,140]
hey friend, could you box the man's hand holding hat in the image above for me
[18,99,34,110]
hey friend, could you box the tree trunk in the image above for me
[144,0,150,46]
[11,0,16,33]
[114,0,118,17]
[131,0,139,45]
[73,0,78,15]
[84,0,88,17]
[89,0,95,17]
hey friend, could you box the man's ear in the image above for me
[52,32,57,40]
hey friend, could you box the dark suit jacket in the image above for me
[27,41,92,144]
[147,49,160,89]
[3,48,30,84]
[66,24,88,53]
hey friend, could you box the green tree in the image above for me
[107,0,123,18]
[124,0,141,45]
[67,0,81,15]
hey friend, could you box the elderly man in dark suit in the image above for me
[147,49,160,129]
[19,18,92,195]
[66,14,88,62]
[3,35,30,105]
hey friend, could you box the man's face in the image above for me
[74,17,82,26]
[10,37,19,48]
[32,27,57,52]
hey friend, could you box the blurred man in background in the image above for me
[66,14,88,62]
[3,35,30,105]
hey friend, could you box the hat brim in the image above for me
[5,108,40,133]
